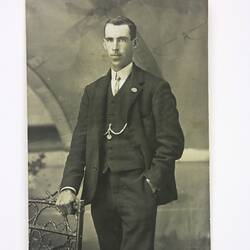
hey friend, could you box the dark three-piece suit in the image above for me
[60,64,184,250]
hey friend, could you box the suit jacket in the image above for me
[60,64,184,205]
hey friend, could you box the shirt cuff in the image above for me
[145,178,158,193]
[60,186,77,194]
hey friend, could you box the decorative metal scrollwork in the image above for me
[29,191,84,250]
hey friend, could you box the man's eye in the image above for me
[119,38,128,42]
[105,38,113,42]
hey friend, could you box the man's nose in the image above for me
[112,40,119,50]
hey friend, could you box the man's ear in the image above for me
[103,38,107,50]
[132,38,138,48]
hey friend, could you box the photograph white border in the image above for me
[1,1,250,249]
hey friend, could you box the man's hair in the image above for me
[104,16,137,40]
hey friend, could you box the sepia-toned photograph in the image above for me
[27,1,209,249]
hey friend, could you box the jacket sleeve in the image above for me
[60,86,89,193]
[144,81,184,189]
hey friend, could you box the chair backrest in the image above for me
[29,191,84,250]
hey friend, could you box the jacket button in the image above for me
[93,167,98,171]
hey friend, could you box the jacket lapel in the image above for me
[119,64,145,124]
[90,70,110,136]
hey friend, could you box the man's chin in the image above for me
[111,57,122,63]
[110,61,124,70]
[110,60,132,70]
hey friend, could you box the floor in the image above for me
[28,151,210,250]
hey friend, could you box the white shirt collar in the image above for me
[111,62,133,82]
[110,62,133,96]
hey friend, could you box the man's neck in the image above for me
[111,62,133,72]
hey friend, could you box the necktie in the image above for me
[113,73,121,96]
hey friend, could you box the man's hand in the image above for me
[56,189,77,215]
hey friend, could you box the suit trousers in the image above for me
[91,168,157,250]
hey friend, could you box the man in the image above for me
[56,16,184,250]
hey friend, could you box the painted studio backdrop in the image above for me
[27,0,209,249]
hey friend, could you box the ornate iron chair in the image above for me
[29,191,85,250]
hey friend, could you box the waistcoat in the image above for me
[102,81,144,173]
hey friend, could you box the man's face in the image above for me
[103,23,137,71]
